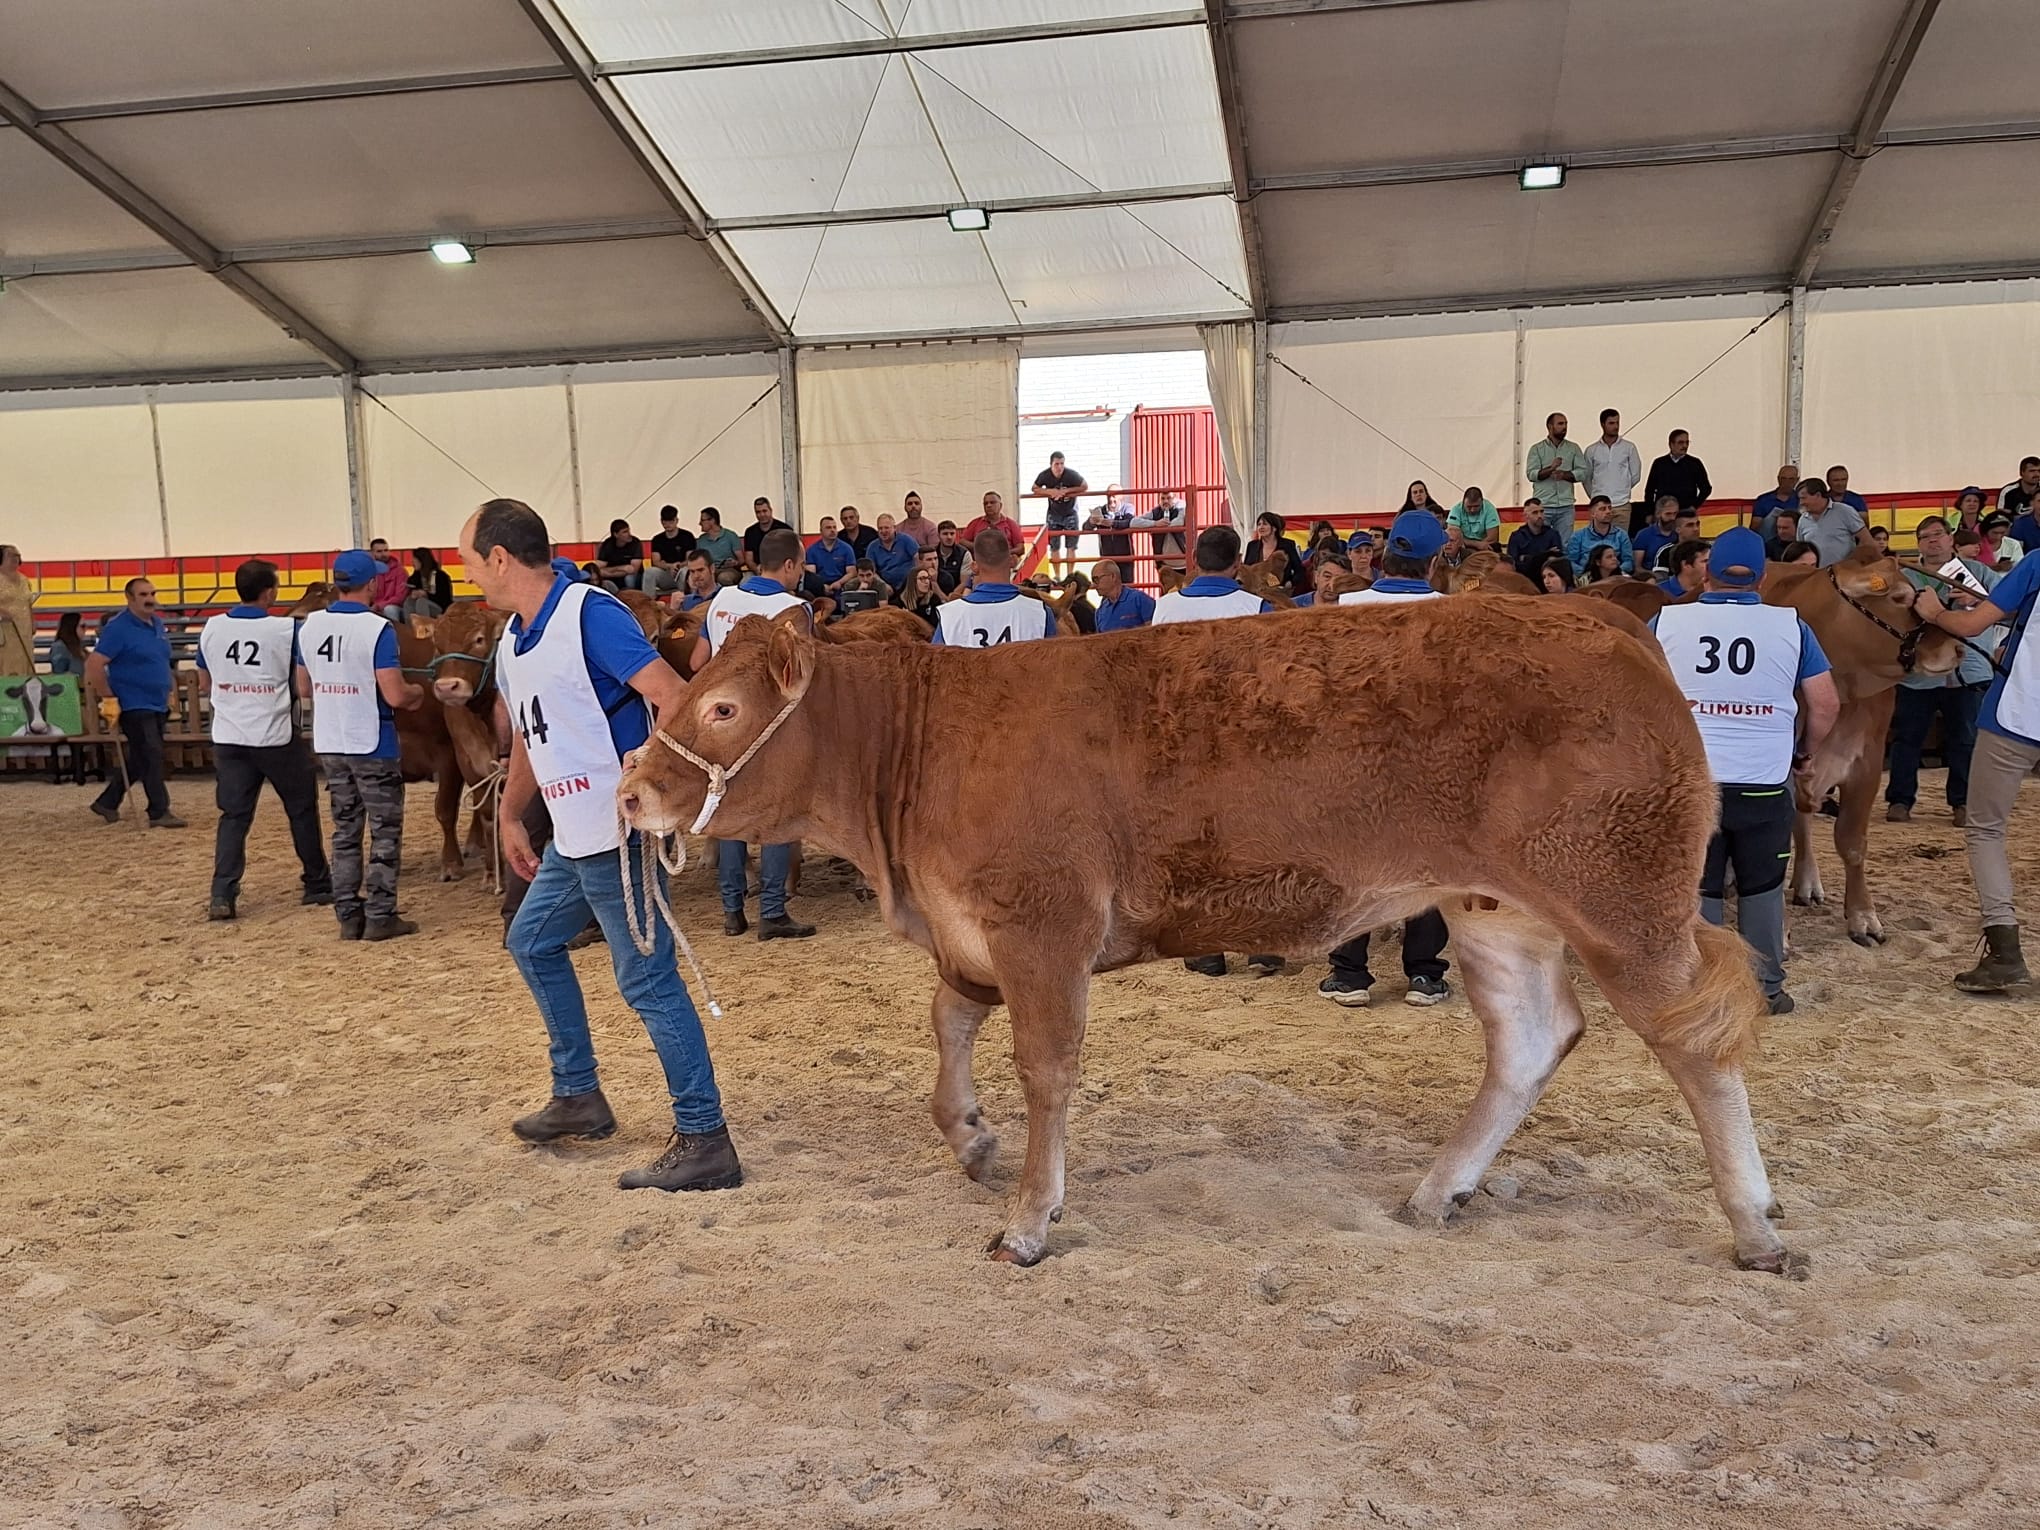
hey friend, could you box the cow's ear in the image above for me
[765,607,815,701]
[409,615,436,640]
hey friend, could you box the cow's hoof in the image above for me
[1791,890,1824,908]
[957,1130,999,1182]
[440,866,464,884]
[1736,1244,1811,1281]
[1767,1199,1786,1223]
[987,1231,1048,1266]
[1847,916,1886,947]
[1396,1192,1458,1229]
[852,883,878,903]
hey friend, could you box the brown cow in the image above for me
[619,602,1794,1275]
[816,606,934,645]
[1433,549,1537,596]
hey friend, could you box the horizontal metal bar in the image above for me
[1224,0,1486,16]
[1270,277,1793,324]
[0,362,342,393]
[597,10,1205,75]
[359,337,781,375]
[793,309,1250,348]
[35,66,578,122]
[1254,134,1842,193]
[0,248,190,278]
[710,183,1233,232]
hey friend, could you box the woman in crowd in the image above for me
[1583,544,1625,584]
[893,564,944,628]
[1778,540,1821,567]
[1539,553,1576,594]
[0,545,35,677]
[405,547,454,621]
[1243,512,1308,593]
[1398,482,1444,521]
[48,612,89,677]
[1954,487,1988,552]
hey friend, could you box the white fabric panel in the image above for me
[1805,287,2040,493]
[156,395,352,556]
[1268,320,1514,521]
[1523,300,1788,500]
[574,370,783,532]
[0,268,320,380]
[0,399,162,560]
[363,383,574,548]
[798,345,1018,532]
[1201,321,1256,530]
[731,221,1015,336]
[988,197,1249,326]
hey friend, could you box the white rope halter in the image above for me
[463,761,507,894]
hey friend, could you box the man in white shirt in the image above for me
[692,527,818,941]
[1584,408,1643,535]
[197,557,329,921]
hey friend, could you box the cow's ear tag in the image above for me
[1868,575,1888,592]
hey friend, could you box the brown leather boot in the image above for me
[512,1088,617,1143]
[1955,925,2031,994]
[617,1126,743,1192]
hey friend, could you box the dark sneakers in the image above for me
[618,1126,744,1192]
[1404,975,1451,1007]
[1317,975,1372,1007]
[513,1088,618,1143]
[1767,991,1796,1016]
[301,887,334,906]
[722,910,748,937]
[89,802,120,825]
[363,916,419,942]
[757,915,816,941]
[207,898,236,922]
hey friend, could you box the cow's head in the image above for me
[618,609,817,840]
[416,603,506,706]
[1824,550,1962,681]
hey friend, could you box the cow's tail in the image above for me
[1650,920,1766,1065]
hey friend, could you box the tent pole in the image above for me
[778,347,802,531]
[1511,310,1528,493]
[1250,321,1269,530]
[341,373,368,547]
[148,391,171,558]
[1785,286,1807,470]
[564,373,585,541]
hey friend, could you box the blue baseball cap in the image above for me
[1346,528,1376,550]
[550,556,588,583]
[1708,526,1768,587]
[1385,510,1446,562]
[332,549,380,587]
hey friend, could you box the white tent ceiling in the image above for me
[1,0,2033,386]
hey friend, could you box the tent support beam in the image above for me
[710,184,1233,232]
[1785,287,1807,470]
[36,66,575,122]
[1204,0,1268,319]
[778,349,802,532]
[342,374,368,546]
[1791,0,1944,288]
[0,76,358,373]
[598,12,1206,74]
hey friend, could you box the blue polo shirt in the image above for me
[868,533,919,589]
[804,537,857,585]
[196,605,303,672]
[506,574,660,758]
[1094,586,1155,631]
[1751,490,1798,538]
[94,608,174,712]
[1979,553,2040,746]
[677,589,712,613]
[930,583,1058,644]
[1180,575,1274,610]
[1649,591,1831,679]
[1634,523,1681,569]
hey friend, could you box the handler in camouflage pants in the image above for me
[322,754,406,933]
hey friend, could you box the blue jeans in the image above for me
[717,839,793,919]
[506,838,725,1133]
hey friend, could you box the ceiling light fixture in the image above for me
[430,239,476,265]
[1518,163,1566,192]
[946,207,990,232]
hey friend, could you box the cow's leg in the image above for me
[1405,908,1585,1223]
[929,981,998,1180]
[1646,1042,1795,1274]
[1790,809,1825,905]
[434,756,464,882]
[989,965,1089,1267]
[1834,722,1889,946]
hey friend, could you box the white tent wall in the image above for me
[797,343,1019,531]
[572,362,782,539]
[1805,282,2040,494]
[361,374,576,552]
[0,392,164,562]
[155,389,354,557]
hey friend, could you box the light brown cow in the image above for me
[619,601,1795,1275]
[816,606,934,645]
[1433,549,1537,596]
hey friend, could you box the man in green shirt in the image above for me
[1446,486,1501,549]
[1526,412,1589,541]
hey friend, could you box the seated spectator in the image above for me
[1085,488,1137,581]
[1441,524,1476,570]
[640,504,696,597]
[1763,507,1802,563]
[1582,544,1626,584]
[836,559,889,614]
[1565,496,1634,577]
[803,515,857,602]
[1826,464,1867,516]
[964,492,1025,558]
[1869,525,1891,553]
[1448,487,1501,548]
[1980,511,2018,567]
[896,491,940,550]
[1244,512,1307,592]
[1632,494,1685,573]
[934,520,969,595]
[1954,486,1988,543]
[893,564,944,626]
[1090,559,1154,631]
[1505,497,1562,579]
[1538,553,1576,594]
[48,610,91,677]
[674,549,718,612]
[1778,540,1821,567]
[742,497,792,569]
[1296,551,1351,607]
[1751,464,1801,539]
[868,514,919,589]
[714,559,743,587]
[368,537,409,619]
[590,519,644,592]
[838,504,879,558]
[404,547,453,620]
[695,506,742,569]
[1658,538,1710,596]
[1398,481,1446,520]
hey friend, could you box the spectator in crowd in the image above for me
[1796,478,1874,566]
[368,538,410,621]
[1090,558,1155,631]
[640,505,697,598]
[1244,512,1305,590]
[1659,538,1710,597]
[837,505,878,558]
[675,550,717,612]
[1441,524,1476,571]
[1643,428,1712,517]
[964,491,1025,558]
[1565,496,1633,577]
[2000,458,2040,554]
[1526,412,1589,539]
[590,520,644,592]
[1448,486,1501,548]
[1539,553,1577,594]
[406,547,454,620]
[1345,527,1377,578]
[1086,487,1137,582]
[742,497,791,570]
[1752,465,1801,538]
[867,514,919,589]
[297,550,425,939]
[1910,545,2040,993]
[803,514,857,603]
[1981,512,2024,568]
[1778,540,1821,567]
[1302,522,1343,568]
[894,564,944,627]
[1888,515,1995,827]
[896,491,940,550]
[1632,494,1685,573]
[1763,507,1802,563]
[0,544,33,677]
[1397,481,1446,521]
[934,530,1058,646]
[1505,496,1562,579]
[1295,551,1351,608]
[934,520,970,595]
[1584,408,1643,533]
[1826,465,1868,516]
[695,506,742,569]
[1869,526,1892,553]
[86,576,182,828]
[1144,489,1188,571]
[1953,525,1990,564]
[198,558,329,922]
[49,611,90,678]
[1651,528,1838,1014]
[692,527,816,942]
[1034,451,1087,578]
[550,554,590,584]
[1656,509,1703,573]
[1582,544,1626,585]
[836,560,891,614]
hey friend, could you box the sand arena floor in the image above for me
[2,774,2038,1529]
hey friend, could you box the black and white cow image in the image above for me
[6,676,61,737]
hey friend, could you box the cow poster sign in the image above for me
[0,674,85,738]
